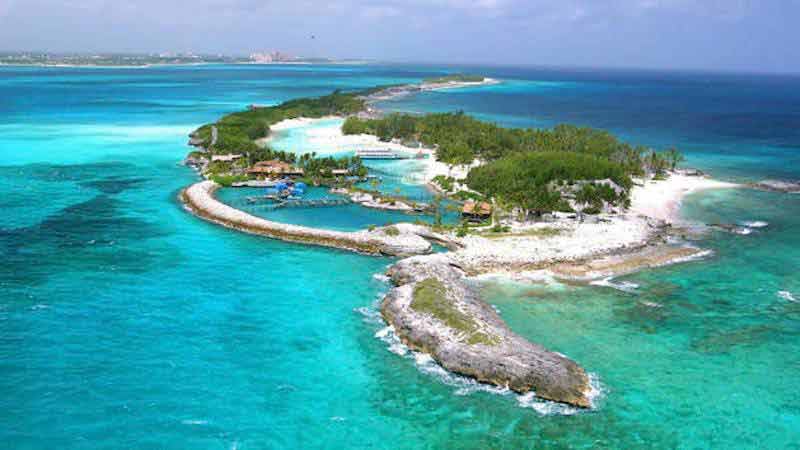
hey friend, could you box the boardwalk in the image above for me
[242,196,353,210]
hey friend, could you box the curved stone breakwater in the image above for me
[181,181,432,256]
[381,254,593,408]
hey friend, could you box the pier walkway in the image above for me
[242,196,353,211]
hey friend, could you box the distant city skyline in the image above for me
[1,0,798,74]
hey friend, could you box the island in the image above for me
[179,76,741,408]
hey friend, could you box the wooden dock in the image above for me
[242,196,353,210]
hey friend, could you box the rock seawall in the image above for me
[181,181,432,257]
[381,254,593,408]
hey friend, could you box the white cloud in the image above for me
[360,5,401,20]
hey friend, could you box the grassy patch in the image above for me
[210,174,249,187]
[411,278,499,346]
[384,226,400,236]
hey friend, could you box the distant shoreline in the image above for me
[0,60,370,69]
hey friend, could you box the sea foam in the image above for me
[367,304,600,415]
[590,277,640,294]
[741,221,769,228]
[777,291,797,302]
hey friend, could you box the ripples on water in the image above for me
[1,64,800,448]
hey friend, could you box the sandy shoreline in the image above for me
[265,116,457,182]
[629,173,739,224]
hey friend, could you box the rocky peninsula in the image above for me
[383,254,592,407]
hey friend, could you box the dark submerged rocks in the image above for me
[751,180,800,193]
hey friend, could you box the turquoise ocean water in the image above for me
[1,64,799,449]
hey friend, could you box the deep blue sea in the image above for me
[1,64,799,449]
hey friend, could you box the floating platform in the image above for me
[355,149,411,160]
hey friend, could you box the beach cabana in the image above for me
[247,160,304,179]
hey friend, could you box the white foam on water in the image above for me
[670,248,714,265]
[181,419,208,426]
[369,304,599,415]
[640,301,663,308]
[517,373,604,416]
[741,221,768,228]
[777,291,797,303]
[590,277,640,294]
[330,416,347,422]
[356,293,390,326]
[372,273,390,283]
[732,227,753,235]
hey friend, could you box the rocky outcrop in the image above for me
[751,179,800,193]
[381,254,593,408]
[183,154,209,173]
[181,181,432,257]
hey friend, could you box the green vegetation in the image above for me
[209,174,249,187]
[423,74,486,84]
[411,278,499,346]
[190,89,377,182]
[347,186,431,212]
[344,112,683,215]
[466,152,629,216]
[197,90,366,153]
[384,226,400,237]
[432,175,456,192]
[189,81,683,218]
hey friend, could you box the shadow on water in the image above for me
[0,162,170,289]
[0,195,169,287]
[79,177,148,194]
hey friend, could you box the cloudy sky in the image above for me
[1,0,798,73]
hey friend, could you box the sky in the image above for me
[0,0,799,73]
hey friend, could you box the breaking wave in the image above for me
[741,221,768,228]
[590,277,640,294]
[360,299,602,415]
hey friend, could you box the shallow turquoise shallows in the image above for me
[1,64,799,449]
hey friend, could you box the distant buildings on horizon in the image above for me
[0,51,357,66]
[248,51,296,63]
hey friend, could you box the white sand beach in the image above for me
[266,116,474,182]
[444,173,739,278]
[629,173,739,224]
